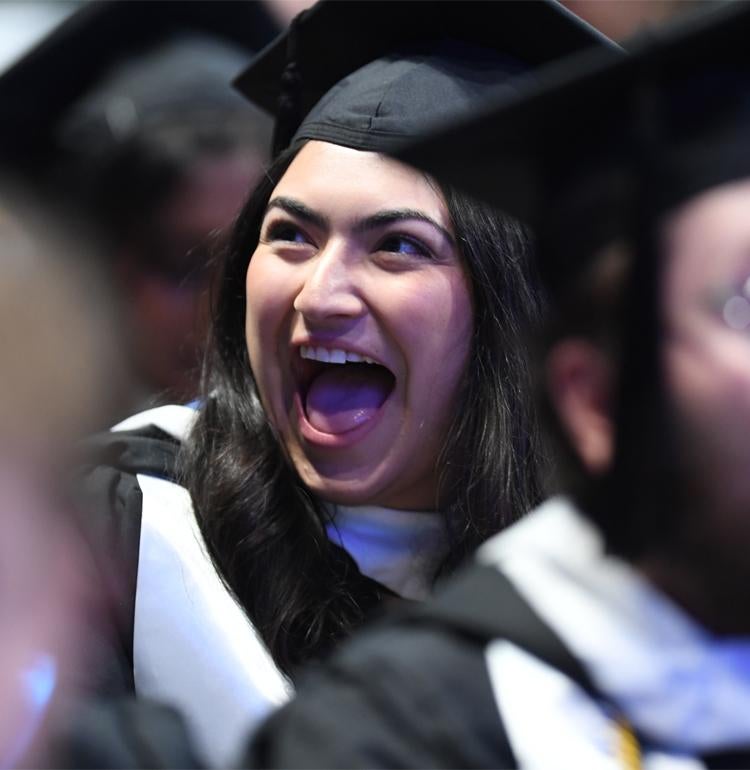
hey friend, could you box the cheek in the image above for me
[667,329,750,469]
[244,251,289,358]
[401,271,473,396]
[245,252,298,426]
[669,330,750,408]
[244,258,264,364]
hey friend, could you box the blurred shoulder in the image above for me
[249,565,516,768]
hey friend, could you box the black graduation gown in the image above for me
[71,423,182,697]
[57,408,404,768]
[244,540,750,770]
[246,565,550,769]
[47,423,202,768]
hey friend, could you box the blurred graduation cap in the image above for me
[0,0,280,168]
[394,1,750,295]
[233,0,618,157]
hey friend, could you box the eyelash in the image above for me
[262,219,436,261]
[263,220,311,245]
[377,234,433,260]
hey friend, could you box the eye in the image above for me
[722,292,750,331]
[264,220,311,245]
[377,234,432,259]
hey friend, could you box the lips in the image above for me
[291,344,396,438]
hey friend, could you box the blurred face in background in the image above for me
[121,150,262,401]
[660,179,750,606]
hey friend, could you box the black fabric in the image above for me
[408,563,600,699]
[234,0,615,156]
[702,750,750,769]
[245,561,609,768]
[82,426,181,481]
[71,471,141,695]
[396,0,750,296]
[0,0,279,167]
[289,45,528,155]
[70,426,181,696]
[43,426,205,768]
[249,623,516,769]
[47,697,203,769]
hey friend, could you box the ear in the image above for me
[546,339,614,475]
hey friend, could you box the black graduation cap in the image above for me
[0,0,280,167]
[233,0,617,157]
[394,1,750,295]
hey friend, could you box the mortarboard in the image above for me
[394,1,750,295]
[233,0,618,157]
[0,0,280,168]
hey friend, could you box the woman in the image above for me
[183,138,543,669]
[75,2,610,765]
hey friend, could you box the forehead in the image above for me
[662,178,750,303]
[269,140,451,225]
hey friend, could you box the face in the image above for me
[245,141,473,509]
[123,151,263,398]
[662,179,750,567]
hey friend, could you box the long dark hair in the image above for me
[181,144,547,676]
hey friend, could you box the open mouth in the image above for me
[293,345,396,435]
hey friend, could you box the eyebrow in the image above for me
[265,197,455,247]
[265,197,329,230]
[354,209,455,247]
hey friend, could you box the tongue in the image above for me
[305,366,392,434]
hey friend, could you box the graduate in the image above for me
[245,3,750,767]
[0,0,280,413]
[65,2,612,766]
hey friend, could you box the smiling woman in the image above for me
[246,142,472,510]
[185,129,542,679]
[72,1,612,765]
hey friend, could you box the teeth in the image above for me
[299,346,377,365]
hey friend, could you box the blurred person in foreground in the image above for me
[244,4,750,767]
[0,190,122,766]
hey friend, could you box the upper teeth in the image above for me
[300,345,376,365]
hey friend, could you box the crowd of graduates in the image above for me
[2,1,750,768]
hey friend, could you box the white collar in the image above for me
[113,406,450,602]
[112,403,198,440]
[325,503,448,601]
[478,497,750,752]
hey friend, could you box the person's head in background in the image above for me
[0,186,119,766]
[545,178,750,635]
[54,35,272,409]
[399,0,750,635]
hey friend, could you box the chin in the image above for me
[301,474,385,507]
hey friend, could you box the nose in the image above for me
[293,242,366,323]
